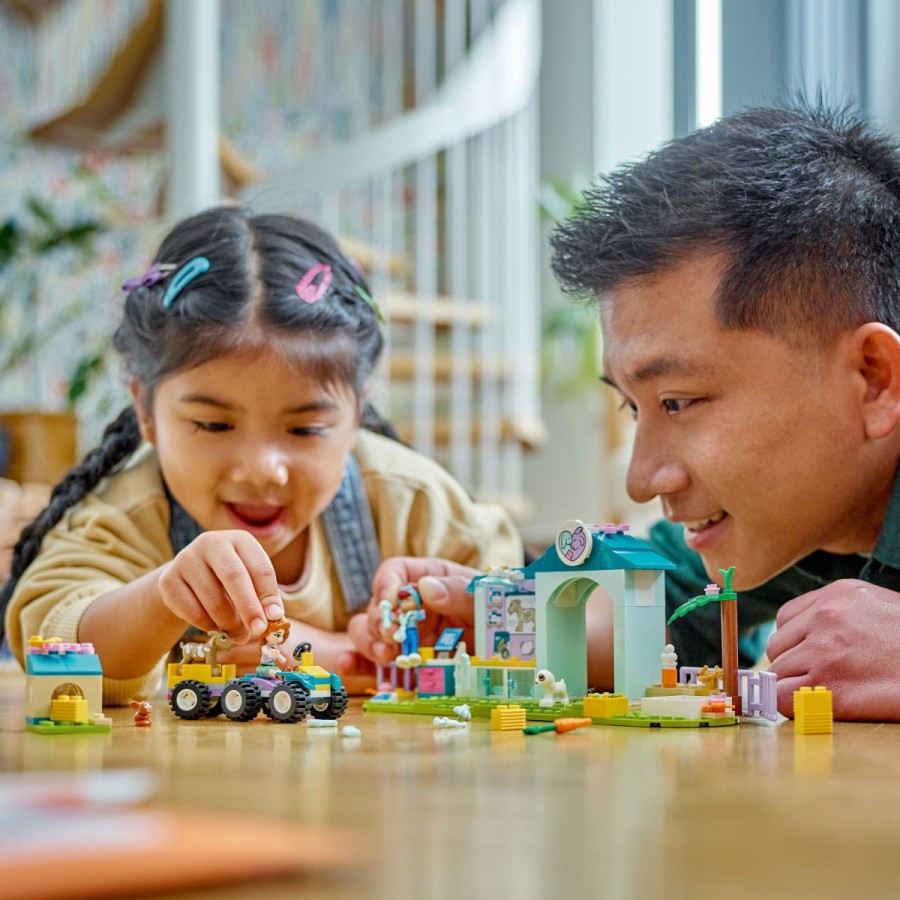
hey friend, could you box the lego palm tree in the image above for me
[667,566,741,716]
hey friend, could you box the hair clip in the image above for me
[354,284,386,323]
[122,262,176,292]
[162,256,211,309]
[296,263,332,304]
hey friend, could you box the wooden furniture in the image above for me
[0,412,77,486]
[0,668,895,899]
[0,479,49,582]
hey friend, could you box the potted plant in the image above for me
[0,195,106,485]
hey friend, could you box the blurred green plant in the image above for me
[538,174,591,224]
[0,195,108,408]
[539,174,603,400]
[540,302,603,398]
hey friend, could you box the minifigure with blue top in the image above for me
[393,585,426,668]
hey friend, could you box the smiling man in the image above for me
[550,103,900,721]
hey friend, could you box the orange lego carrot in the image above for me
[553,717,592,733]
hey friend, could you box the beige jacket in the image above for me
[6,430,522,704]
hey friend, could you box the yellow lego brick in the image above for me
[420,647,435,662]
[28,635,63,648]
[794,686,834,734]
[490,704,527,731]
[583,692,629,719]
[644,685,710,697]
[167,662,237,687]
[471,657,536,669]
[298,665,331,678]
[50,695,89,724]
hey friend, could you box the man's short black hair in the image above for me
[550,102,900,346]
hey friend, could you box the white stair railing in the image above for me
[245,0,543,520]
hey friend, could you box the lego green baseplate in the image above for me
[26,720,112,734]
[363,696,738,727]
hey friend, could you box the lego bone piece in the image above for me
[434,716,467,729]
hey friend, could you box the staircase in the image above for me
[245,0,544,522]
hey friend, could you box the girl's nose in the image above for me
[231,448,289,487]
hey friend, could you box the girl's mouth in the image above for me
[225,503,287,534]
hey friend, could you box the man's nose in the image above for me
[625,425,689,504]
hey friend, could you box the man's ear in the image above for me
[129,379,156,444]
[855,324,900,439]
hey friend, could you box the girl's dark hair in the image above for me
[551,101,900,347]
[1,207,394,641]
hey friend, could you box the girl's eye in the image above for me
[193,421,231,433]
[661,398,692,414]
[616,397,637,420]
[289,426,326,437]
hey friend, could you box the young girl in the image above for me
[0,206,522,703]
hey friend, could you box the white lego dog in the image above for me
[535,669,569,707]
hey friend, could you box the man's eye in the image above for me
[193,421,231,432]
[662,398,691,413]
[289,426,326,437]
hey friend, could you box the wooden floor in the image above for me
[2,669,899,900]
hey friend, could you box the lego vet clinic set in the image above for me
[26,518,832,736]
[364,520,779,728]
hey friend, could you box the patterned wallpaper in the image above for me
[0,0,453,444]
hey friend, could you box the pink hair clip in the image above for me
[296,263,332,304]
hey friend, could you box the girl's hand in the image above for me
[158,530,284,644]
[347,556,480,665]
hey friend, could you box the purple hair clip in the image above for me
[122,262,176,292]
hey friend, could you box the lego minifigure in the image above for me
[392,585,426,668]
[256,619,291,678]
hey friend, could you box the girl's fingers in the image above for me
[159,568,218,634]
[193,533,280,637]
[348,612,398,664]
[371,557,480,605]
[174,554,244,633]
[417,575,476,626]
[232,533,284,620]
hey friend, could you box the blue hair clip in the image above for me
[162,256,211,309]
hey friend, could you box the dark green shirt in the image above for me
[648,465,900,668]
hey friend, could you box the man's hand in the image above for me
[347,557,480,666]
[766,579,900,721]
